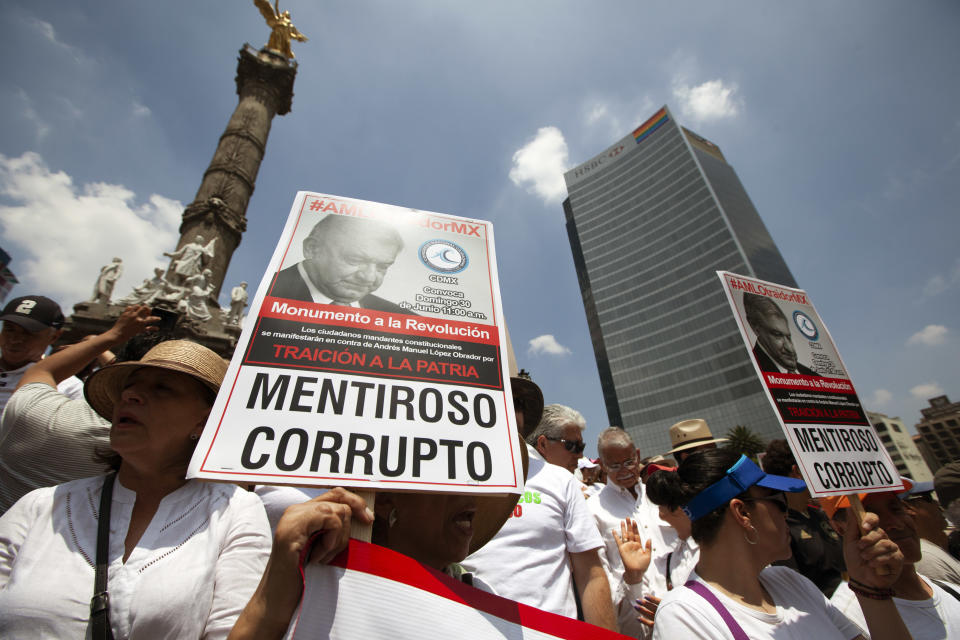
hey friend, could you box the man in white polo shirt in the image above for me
[463,403,616,630]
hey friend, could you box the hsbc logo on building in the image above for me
[608,145,624,158]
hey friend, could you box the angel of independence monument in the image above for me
[65,4,307,357]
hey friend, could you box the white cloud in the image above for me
[527,334,571,357]
[0,152,182,306]
[508,126,569,204]
[27,16,89,65]
[17,89,50,141]
[586,103,609,127]
[132,101,152,118]
[907,324,949,347]
[910,382,944,400]
[867,389,893,408]
[923,258,960,297]
[673,78,742,123]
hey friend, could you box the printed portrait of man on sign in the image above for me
[743,292,819,376]
[270,214,408,313]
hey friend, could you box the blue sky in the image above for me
[1,1,958,458]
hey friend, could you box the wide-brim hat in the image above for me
[510,373,543,437]
[667,418,728,455]
[469,431,530,554]
[84,339,227,421]
[819,478,913,519]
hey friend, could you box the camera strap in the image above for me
[91,472,117,640]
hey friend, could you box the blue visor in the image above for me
[682,455,806,521]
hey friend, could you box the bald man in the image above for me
[270,215,407,312]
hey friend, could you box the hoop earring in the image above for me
[744,524,759,545]
[388,509,398,528]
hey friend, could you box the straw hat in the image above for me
[469,431,530,554]
[667,418,728,455]
[84,340,227,421]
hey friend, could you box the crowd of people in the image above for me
[1,292,959,639]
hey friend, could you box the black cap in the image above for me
[0,295,65,332]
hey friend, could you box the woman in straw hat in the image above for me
[0,335,272,639]
[228,376,539,639]
[649,447,912,640]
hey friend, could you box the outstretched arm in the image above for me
[15,305,158,390]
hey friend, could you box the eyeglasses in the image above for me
[604,457,639,472]
[740,493,788,514]
[545,436,586,454]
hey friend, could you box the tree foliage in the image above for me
[725,425,766,461]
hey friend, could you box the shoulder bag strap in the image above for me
[91,472,117,640]
[930,578,960,602]
[683,580,750,640]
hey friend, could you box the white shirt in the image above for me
[296,263,359,306]
[916,539,960,586]
[831,573,960,639]
[0,383,111,513]
[0,475,271,639]
[587,480,647,636]
[638,489,700,600]
[654,566,862,640]
[462,444,604,619]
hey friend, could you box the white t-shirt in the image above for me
[0,475,271,639]
[462,445,604,619]
[916,539,960,586]
[255,484,329,532]
[653,566,863,640]
[831,573,960,639]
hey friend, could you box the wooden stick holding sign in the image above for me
[349,490,374,542]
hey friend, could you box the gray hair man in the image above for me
[588,427,650,637]
[270,215,407,313]
[743,292,818,376]
[527,404,587,473]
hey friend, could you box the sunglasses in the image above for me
[545,436,586,454]
[740,492,788,514]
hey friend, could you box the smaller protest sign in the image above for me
[717,271,901,497]
[187,192,523,495]
[286,540,632,640]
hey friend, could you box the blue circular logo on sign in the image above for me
[793,311,819,341]
[419,240,468,274]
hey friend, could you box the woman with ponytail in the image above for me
[651,447,911,640]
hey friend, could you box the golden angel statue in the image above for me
[254,0,308,59]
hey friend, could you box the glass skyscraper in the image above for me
[563,105,798,455]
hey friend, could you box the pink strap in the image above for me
[683,580,750,640]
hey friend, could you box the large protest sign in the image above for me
[286,540,631,640]
[718,272,901,497]
[188,192,523,494]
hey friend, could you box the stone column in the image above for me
[175,45,297,299]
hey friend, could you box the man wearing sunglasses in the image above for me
[527,404,588,473]
[463,405,617,630]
